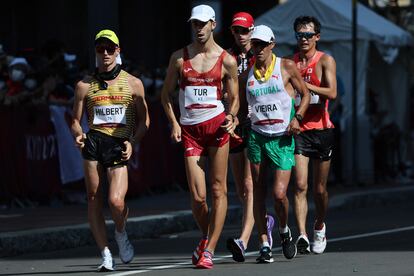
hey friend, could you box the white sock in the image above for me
[101,246,111,257]
[261,241,270,249]
[238,239,247,250]
[279,225,289,234]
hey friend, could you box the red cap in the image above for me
[231,12,254,29]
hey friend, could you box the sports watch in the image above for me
[294,113,303,122]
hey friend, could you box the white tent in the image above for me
[256,0,413,183]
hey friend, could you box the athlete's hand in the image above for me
[221,114,237,136]
[288,118,301,135]
[75,133,86,148]
[171,123,182,143]
[122,141,133,160]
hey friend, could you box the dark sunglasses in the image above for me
[95,45,117,55]
[295,32,317,40]
[232,26,251,35]
[251,40,271,48]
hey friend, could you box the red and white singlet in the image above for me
[179,47,226,125]
[294,51,334,131]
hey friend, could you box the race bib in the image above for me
[184,86,217,109]
[295,90,321,106]
[93,105,126,125]
[309,90,321,104]
[251,101,284,125]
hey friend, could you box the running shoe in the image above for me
[296,234,311,254]
[280,228,297,259]
[196,250,213,269]
[192,238,208,265]
[256,246,274,263]
[97,249,115,272]
[115,230,134,264]
[312,223,327,254]
[226,238,246,262]
[266,215,275,248]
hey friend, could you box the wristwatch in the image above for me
[294,113,303,122]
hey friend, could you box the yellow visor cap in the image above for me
[95,29,119,46]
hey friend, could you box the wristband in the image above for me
[294,113,303,122]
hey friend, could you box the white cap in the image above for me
[251,25,275,43]
[188,4,215,22]
[9,57,30,68]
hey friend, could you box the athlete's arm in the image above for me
[221,53,239,133]
[124,76,150,160]
[283,59,310,134]
[71,79,89,148]
[306,54,337,100]
[161,50,182,142]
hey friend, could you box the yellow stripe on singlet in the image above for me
[86,70,136,139]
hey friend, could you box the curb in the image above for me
[1,186,413,257]
[0,207,243,257]
[329,185,414,210]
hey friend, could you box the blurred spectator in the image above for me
[3,57,33,105]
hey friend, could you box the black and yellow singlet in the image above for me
[86,70,136,139]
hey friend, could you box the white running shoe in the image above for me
[97,248,115,272]
[115,230,134,263]
[312,223,327,254]
[296,234,311,254]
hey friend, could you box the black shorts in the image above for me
[294,128,335,161]
[82,130,128,168]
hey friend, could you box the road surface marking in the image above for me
[111,225,414,275]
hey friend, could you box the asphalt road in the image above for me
[1,201,414,276]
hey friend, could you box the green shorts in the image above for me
[247,130,295,170]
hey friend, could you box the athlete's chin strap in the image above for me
[94,64,121,90]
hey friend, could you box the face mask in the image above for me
[24,78,37,90]
[10,69,25,82]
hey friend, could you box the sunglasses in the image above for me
[95,45,117,55]
[232,26,251,35]
[295,32,317,40]
[251,40,271,48]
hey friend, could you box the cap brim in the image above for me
[188,15,214,22]
[231,21,252,28]
[95,37,118,46]
[251,36,273,43]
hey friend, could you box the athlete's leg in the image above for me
[185,155,209,237]
[272,169,292,228]
[294,154,310,235]
[205,142,230,252]
[107,165,129,232]
[107,164,134,263]
[229,149,254,247]
[312,159,330,229]
[251,159,268,244]
[84,160,107,250]
[273,168,297,259]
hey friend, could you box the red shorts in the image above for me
[229,133,243,149]
[181,113,230,157]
